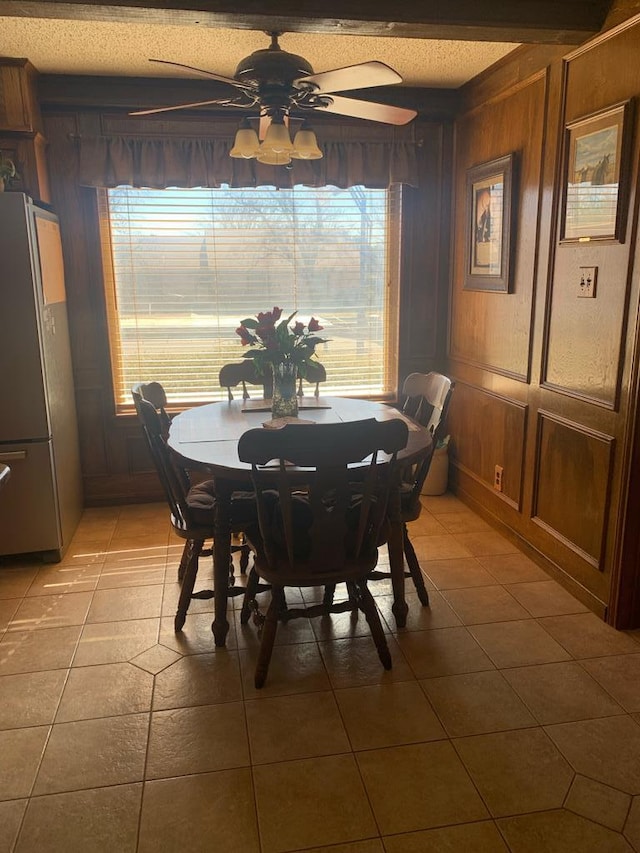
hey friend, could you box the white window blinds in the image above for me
[98,184,400,410]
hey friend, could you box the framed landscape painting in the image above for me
[464,153,514,292]
[560,101,632,242]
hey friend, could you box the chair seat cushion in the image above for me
[187,480,257,528]
[399,482,422,522]
[261,490,377,562]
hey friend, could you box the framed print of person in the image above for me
[560,101,633,243]
[464,153,514,292]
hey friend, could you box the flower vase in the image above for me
[271,362,299,419]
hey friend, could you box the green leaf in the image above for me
[240,318,259,329]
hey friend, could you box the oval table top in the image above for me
[167,396,431,479]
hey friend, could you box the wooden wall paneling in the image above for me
[447,15,640,625]
[447,381,527,508]
[32,131,51,202]
[84,472,162,506]
[537,17,640,624]
[74,388,109,477]
[610,345,640,625]
[398,120,452,382]
[532,412,615,573]
[449,72,547,381]
[44,113,117,489]
[126,432,155,475]
[611,228,640,625]
[543,239,630,406]
[592,20,640,628]
[453,465,610,619]
[564,17,640,122]
[459,45,568,114]
[543,21,640,407]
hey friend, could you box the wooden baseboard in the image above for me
[83,473,164,507]
[453,483,608,621]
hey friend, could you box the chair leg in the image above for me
[174,539,203,632]
[177,541,190,583]
[345,580,359,614]
[240,567,261,624]
[354,580,392,670]
[254,587,285,689]
[239,543,251,575]
[322,583,336,611]
[403,524,430,606]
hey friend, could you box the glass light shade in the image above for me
[230,127,260,158]
[290,129,323,160]
[256,148,292,166]
[261,121,294,154]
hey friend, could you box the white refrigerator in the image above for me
[0,192,82,561]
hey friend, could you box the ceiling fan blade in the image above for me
[148,58,253,91]
[297,61,402,94]
[315,95,417,125]
[129,98,239,117]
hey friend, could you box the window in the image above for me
[98,184,401,410]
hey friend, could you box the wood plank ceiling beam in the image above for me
[0,0,613,45]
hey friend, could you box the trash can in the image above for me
[421,435,450,496]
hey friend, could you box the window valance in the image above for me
[77,118,421,189]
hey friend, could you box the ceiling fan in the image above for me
[130,32,418,128]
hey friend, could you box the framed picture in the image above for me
[560,101,632,242]
[464,154,514,292]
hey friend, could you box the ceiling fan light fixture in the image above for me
[290,127,323,160]
[256,148,292,166]
[260,117,294,154]
[230,120,260,158]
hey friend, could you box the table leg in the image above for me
[387,484,408,629]
[212,480,233,647]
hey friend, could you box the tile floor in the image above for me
[1,493,640,852]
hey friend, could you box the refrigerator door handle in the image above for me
[0,451,27,461]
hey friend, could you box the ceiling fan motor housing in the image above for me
[234,47,314,88]
[234,38,316,115]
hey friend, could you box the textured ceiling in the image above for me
[0,18,518,88]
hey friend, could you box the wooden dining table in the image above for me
[167,396,432,646]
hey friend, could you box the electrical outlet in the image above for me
[578,266,597,298]
[494,465,504,492]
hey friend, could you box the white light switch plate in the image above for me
[578,266,597,298]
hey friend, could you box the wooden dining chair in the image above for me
[391,372,454,605]
[132,383,256,630]
[297,360,326,398]
[132,380,172,435]
[219,361,273,400]
[238,417,409,688]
